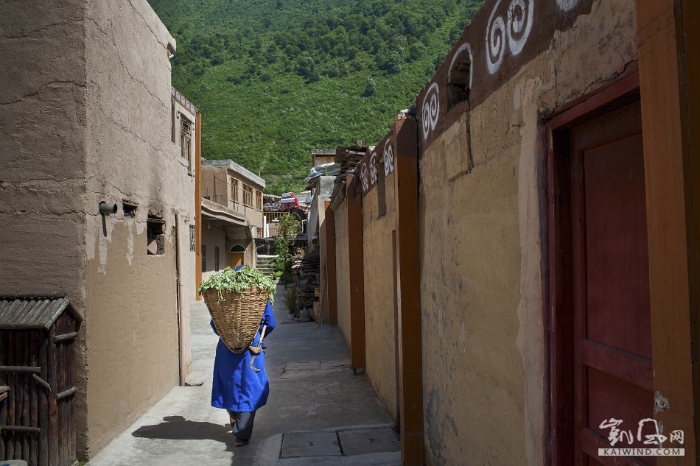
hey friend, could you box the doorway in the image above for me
[230,244,245,268]
[549,76,654,465]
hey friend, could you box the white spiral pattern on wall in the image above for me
[507,0,533,56]
[556,0,579,11]
[486,0,506,74]
[369,152,378,185]
[486,0,534,74]
[360,163,369,192]
[383,144,394,176]
[421,82,440,140]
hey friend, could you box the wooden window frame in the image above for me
[243,184,253,208]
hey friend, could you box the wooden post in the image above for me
[195,111,203,299]
[325,202,338,325]
[636,0,698,462]
[347,173,366,370]
[677,0,700,455]
[393,115,423,465]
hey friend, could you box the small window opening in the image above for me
[447,51,471,110]
[147,215,165,255]
[189,224,196,252]
[123,202,137,218]
[214,246,220,271]
[202,245,207,271]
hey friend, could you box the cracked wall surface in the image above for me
[0,0,193,460]
[83,0,193,457]
[417,0,638,465]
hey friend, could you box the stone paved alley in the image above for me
[87,285,400,465]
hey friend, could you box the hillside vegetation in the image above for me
[148,0,484,193]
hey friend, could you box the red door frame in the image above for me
[547,69,641,465]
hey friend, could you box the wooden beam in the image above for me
[325,202,338,325]
[677,0,700,456]
[195,111,203,299]
[347,174,366,370]
[393,115,423,465]
[636,0,697,462]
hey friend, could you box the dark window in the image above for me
[447,47,471,110]
[189,224,196,252]
[123,202,137,218]
[147,215,165,255]
[202,245,207,272]
[214,246,220,271]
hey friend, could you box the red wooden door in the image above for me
[570,100,655,465]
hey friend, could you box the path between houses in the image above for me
[87,285,399,465]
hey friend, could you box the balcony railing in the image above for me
[264,211,290,223]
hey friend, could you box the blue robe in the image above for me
[211,300,276,412]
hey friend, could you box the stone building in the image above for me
[0,0,197,459]
[323,0,700,464]
[200,159,266,279]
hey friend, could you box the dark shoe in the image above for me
[234,438,249,447]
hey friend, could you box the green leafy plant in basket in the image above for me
[198,265,276,302]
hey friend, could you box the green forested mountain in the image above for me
[148,0,484,193]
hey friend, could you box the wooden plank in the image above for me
[32,375,50,392]
[16,331,23,459]
[581,340,653,392]
[0,331,6,459]
[48,332,57,465]
[56,387,76,401]
[22,333,29,461]
[39,337,48,466]
[195,111,203,299]
[30,332,38,466]
[0,425,40,434]
[346,174,366,370]
[0,367,41,373]
[635,0,697,463]
[51,332,78,344]
[325,203,338,325]
[393,115,423,466]
[677,0,700,455]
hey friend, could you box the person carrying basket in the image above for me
[209,265,277,447]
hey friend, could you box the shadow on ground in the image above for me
[132,415,233,447]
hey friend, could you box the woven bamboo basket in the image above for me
[202,287,269,353]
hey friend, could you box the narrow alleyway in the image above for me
[87,286,399,465]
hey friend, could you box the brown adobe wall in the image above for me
[333,196,352,350]
[0,1,88,312]
[0,0,92,459]
[339,0,639,463]
[415,0,638,464]
[361,145,398,422]
[82,0,186,457]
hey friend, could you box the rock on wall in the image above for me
[362,172,397,422]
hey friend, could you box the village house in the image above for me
[199,159,266,279]
[321,0,699,465]
[0,0,199,460]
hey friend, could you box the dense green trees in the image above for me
[149,0,484,193]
